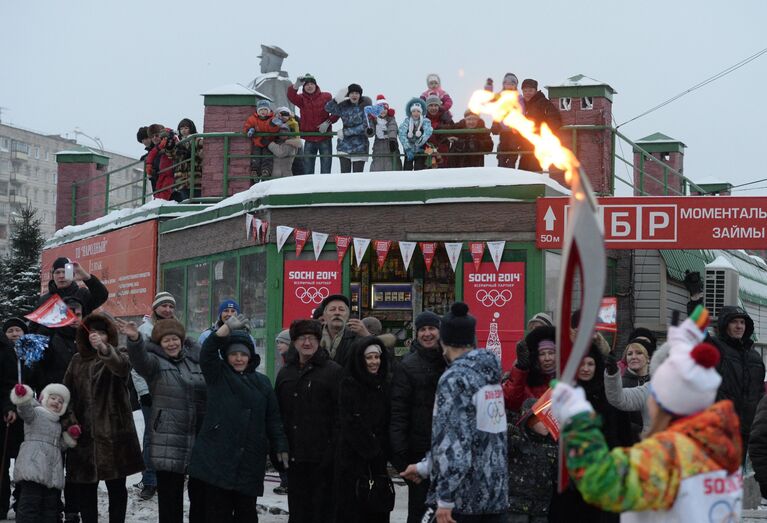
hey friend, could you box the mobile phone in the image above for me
[64,263,74,281]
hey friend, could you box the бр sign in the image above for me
[537,196,767,249]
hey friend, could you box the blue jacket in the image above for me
[398,98,433,158]
[420,349,508,514]
[325,96,372,155]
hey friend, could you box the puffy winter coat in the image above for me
[713,305,764,448]
[335,338,391,520]
[563,401,742,522]
[398,99,434,157]
[448,119,494,168]
[127,337,206,474]
[275,347,343,464]
[243,112,280,148]
[188,330,286,497]
[389,341,446,471]
[11,386,75,490]
[422,349,508,514]
[325,96,372,155]
[287,84,338,142]
[173,137,203,190]
[268,137,302,178]
[749,394,767,497]
[369,115,401,172]
[64,314,144,483]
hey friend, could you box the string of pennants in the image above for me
[245,214,507,272]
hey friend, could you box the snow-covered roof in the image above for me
[45,199,188,248]
[707,255,736,271]
[55,147,105,156]
[636,132,686,146]
[201,83,272,100]
[161,167,570,233]
[547,74,617,92]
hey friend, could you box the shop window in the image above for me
[559,97,572,111]
[188,262,211,335]
[240,251,267,371]
[423,248,456,317]
[162,266,186,327]
[581,97,594,110]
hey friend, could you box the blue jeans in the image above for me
[303,139,332,174]
[141,405,157,487]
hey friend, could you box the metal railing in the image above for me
[67,125,705,225]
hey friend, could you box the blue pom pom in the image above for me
[14,334,49,368]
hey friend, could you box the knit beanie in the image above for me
[415,310,440,331]
[52,257,70,271]
[521,78,538,90]
[218,299,241,317]
[628,327,657,357]
[527,312,554,329]
[152,291,176,310]
[151,319,186,344]
[2,317,28,335]
[424,94,442,107]
[40,383,70,415]
[290,319,322,342]
[256,99,272,110]
[440,302,476,347]
[301,73,317,85]
[347,83,363,96]
[650,307,721,416]
[225,343,251,356]
[275,329,291,345]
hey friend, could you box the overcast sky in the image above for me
[3,0,766,195]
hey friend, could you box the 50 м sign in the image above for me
[536,197,767,249]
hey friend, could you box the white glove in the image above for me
[225,313,250,331]
[551,382,593,426]
[336,128,344,141]
[318,120,331,134]
[334,88,348,104]
[292,77,302,90]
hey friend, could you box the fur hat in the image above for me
[3,317,28,335]
[415,310,440,331]
[151,319,186,344]
[650,307,720,416]
[362,316,382,336]
[136,126,149,143]
[521,78,538,90]
[40,383,70,415]
[424,93,442,107]
[52,257,70,271]
[152,291,176,310]
[290,319,322,342]
[256,99,272,110]
[503,73,519,87]
[440,302,476,347]
[405,98,426,139]
[347,83,363,96]
[426,74,441,87]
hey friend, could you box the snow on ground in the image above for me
[0,411,409,522]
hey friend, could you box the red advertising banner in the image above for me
[595,297,618,332]
[469,242,485,270]
[419,242,437,272]
[374,240,392,269]
[294,229,309,258]
[283,260,342,328]
[336,235,351,265]
[463,261,526,370]
[537,196,767,249]
[41,221,158,317]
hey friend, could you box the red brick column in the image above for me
[56,151,110,229]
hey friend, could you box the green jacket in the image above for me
[188,330,287,497]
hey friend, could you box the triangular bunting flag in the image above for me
[245,214,253,240]
[373,240,392,269]
[444,242,463,272]
[260,221,269,243]
[469,242,485,270]
[353,237,371,268]
[294,228,310,258]
[336,235,351,265]
[254,218,262,242]
[419,242,438,273]
[312,231,329,260]
[276,226,294,252]
[398,241,417,271]
[487,241,506,270]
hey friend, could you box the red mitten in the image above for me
[67,425,82,439]
[14,384,26,397]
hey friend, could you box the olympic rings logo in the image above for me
[486,401,504,425]
[295,286,330,304]
[476,289,512,307]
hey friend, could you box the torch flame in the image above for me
[468,90,580,185]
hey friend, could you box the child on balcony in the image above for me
[243,100,280,180]
[398,98,433,171]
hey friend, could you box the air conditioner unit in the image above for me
[704,255,739,321]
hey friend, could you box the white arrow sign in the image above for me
[544,206,557,231]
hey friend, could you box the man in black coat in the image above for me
[389,311,446,523]
[33,257,108,336]
[275,319,343,523]
[518,78,562,172]
[713,305,764,453]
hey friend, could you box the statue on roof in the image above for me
[248,44,294,111]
